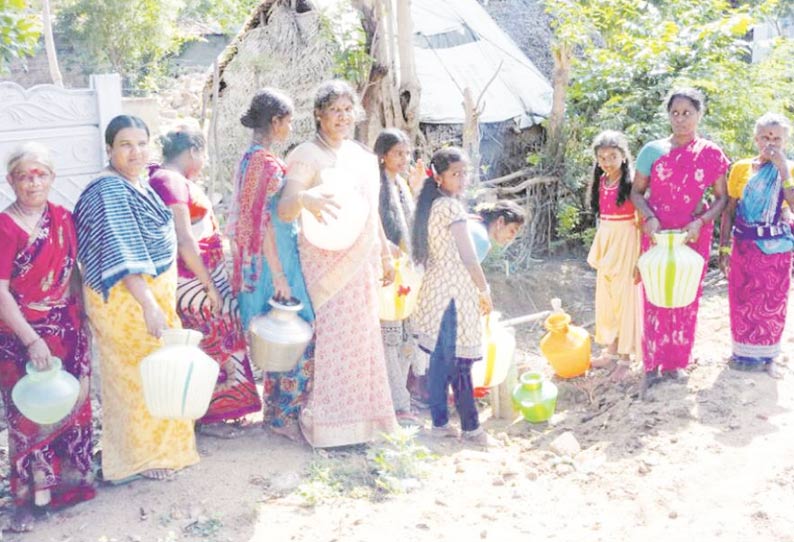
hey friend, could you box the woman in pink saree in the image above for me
[278,80,398,447]
[719,113,794,378]
[0,144,94,532]
[631,88,730,394]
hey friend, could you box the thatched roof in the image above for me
[482,0,554,80]
[205,0,338,200]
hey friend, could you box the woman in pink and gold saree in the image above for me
[278,80,398,447]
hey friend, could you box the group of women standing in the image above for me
[4,79,788,531]
[0,78,529,531]
[588,87,793,394]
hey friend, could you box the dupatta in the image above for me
[74,175,176,300]
[734,161,794,254]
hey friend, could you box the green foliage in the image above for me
[0,0,41,73]
[296,462,345,506]
[317,2,373,86]
[367,425,434,494]
[178,0,258,35]
[545,0,794,246]
[56,0,187,90]
[553,202,595,250]
[295,427,434,506]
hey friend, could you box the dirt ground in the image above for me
[2,257,794,542]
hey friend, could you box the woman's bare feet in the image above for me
[197,422,242,439]
[591,351,617,369]
[269,421,303,442]
[140,469,175,481]
[7,506,34,532]
[767,361,784,379]
[610,361,631,382]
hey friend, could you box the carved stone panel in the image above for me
[0,76,121,211]
[0,83,98,131]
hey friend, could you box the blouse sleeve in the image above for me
[727,160,749,200]
[707,143,731,180]
[0,215,26,280]
[149,169,190,206]
[635,141,667,177]
[285,143,320,188]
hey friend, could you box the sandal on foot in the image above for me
[767,361,784,380]
[609,362,632,383]
[396,410,421,426]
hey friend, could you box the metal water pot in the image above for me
[249,298,313,372]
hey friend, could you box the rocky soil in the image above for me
[2,258,794,542]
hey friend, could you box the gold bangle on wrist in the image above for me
[719,246,732,255]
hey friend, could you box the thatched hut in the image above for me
[206,0,553,201]
[205,0,342,200]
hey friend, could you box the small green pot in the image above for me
[511,371,558,423]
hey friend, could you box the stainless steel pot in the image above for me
[249,298,313,372]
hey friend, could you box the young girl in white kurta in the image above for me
[411,147,494,446]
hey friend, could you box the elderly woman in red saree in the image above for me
[278,80,398,447]
[631,88,730,394]
[719,113,794,378]
[0,143,94,532]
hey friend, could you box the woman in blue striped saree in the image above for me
[74,115,199,482]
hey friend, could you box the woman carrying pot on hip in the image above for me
[149,127,262,437]
[277,79,398,448]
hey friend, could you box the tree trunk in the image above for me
[547,43,571,166]
[355,0,425,151]
[42,0,63,87]
[395,0,423,150]
[462,87,482,184]
[355,0,397,145]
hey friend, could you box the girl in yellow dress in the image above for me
[586,131,641,380]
